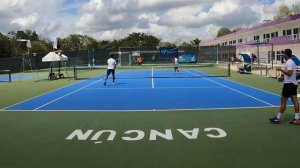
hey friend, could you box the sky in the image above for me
[0,0,299,42]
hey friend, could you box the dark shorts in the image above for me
[282,83,298,97]
[107,69,115,76]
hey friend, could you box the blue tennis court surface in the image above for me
[0,73,48,82]
[4,69,291,111]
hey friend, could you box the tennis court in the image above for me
[3,66,291,111]
[1,64,299,168]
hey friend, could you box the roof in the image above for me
[239,54,252,63]
[201,14,300,45]
[42,52,68,62]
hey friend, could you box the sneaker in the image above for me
[104,81,106,86]
[269,117,281,124]
[289,119,300,125]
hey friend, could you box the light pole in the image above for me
[118,47,122,66]
[216,46,219,64]
[139,34,141,58]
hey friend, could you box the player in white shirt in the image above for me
[270,49,300,125]
[104,55,117,86]
[174,56,179,72]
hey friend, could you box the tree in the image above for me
[292,4,300,14]
[16,31,29,40]
[217,27,232,37]
[159,41,176,48]
[232,27,244,33]
[179,42,193,47]
[0,33,12,58]
[98,40,112,48]
[31,41,50,53]
[25,30,39,41]
[190,38,201,47]
[121,32,161,47]
[274,5,293,20]
[59,34,100,51]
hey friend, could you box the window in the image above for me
[263,34,270,42]
[271,32,278,38]
[293,28,298,34]
[254,35,260,41]
[276,51,281,61]
[238,39,243,43]
[287,29,292,35]
[283,30,286,36]
[294,28,299,39]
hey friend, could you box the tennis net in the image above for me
[73,63,231,80]
[0,70,11,82]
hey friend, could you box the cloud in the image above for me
[11,12,39,28]
[0,0,299,42]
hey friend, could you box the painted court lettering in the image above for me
[122,130,145,141]
[66,128,227,143]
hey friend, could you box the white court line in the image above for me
[219,76,282,97]
[83,86,225,90]
[33,79,103,110]
[151,67,154,89]
[33,71,123,110]
[189,69,282,97]
[1,105,287,112]
[2,74,105,110]
[185,70,275,107]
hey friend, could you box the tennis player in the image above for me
[137,56,142,67]
[270,49,300,125]
[104,55,117,86]
[174,56,179,72]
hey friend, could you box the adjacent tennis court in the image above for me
[3,66,291,111]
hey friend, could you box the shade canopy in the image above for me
[238,54,252,63]
[42,52,68,62]
[291,55,300,66]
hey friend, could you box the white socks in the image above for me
[295,113,300,120]
[276,113,299,120]
[277,113,282,119]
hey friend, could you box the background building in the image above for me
[200,14,300,64]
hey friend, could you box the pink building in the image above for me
[200,14,300,64]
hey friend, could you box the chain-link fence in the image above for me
[0,47,201,73]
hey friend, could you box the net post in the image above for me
[9,70,11,82]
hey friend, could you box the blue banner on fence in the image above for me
[159,48,178,57]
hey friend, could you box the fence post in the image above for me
[73,66,77,79]
[228,64,231,77]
